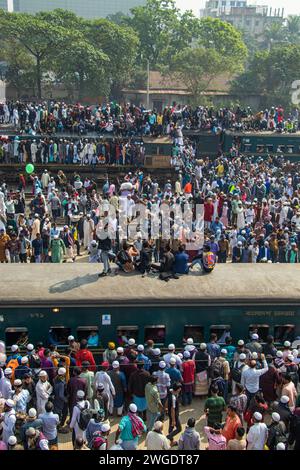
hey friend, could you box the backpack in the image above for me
[77,402,93,431]
[203,252,216,272]
[211,358,225,379]
[117,250,131,264]
[211,377,226,396]
[273,423,288,448]
[28,353,41,370]
[6,358,19,381]
[231,361,246,383]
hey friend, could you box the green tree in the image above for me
[1,40,36,97]
[87,19,139,98]
[285,15,300,43]
[0,11,63,98]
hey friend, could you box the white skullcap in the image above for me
[128,338,135,346]
[252,334,259,340]
[280,395,289,404]
[137,345,144,352]
[77,390,85,399]
[68,336,75,341]
[253,412,262,421]
[154,421,163,431]
[11,344,18,352]
[112,361,120,369]
[5,399,15,408]
[159,361,166,369]
[39,370,47,377]
[25,427,36,437]
[58,367,66,376]
[28,408,37,418]
[8,436,17,446]
[287,354,294,361]
[239,353,246,360]
[21,356,28,364]
[238,340,244,346]
[178,353,183,359]
[284,341,291,348]
[117,347,124,354]
[200,343,207,350]
[272,412,281,423]
[101,423,110,433]
[221,349,227,355]
[4,368,12,375]
[252,352,258,359]
[168,344,175,350]
[187,338,194,345]
[276,443,286,450]
[292,349,299,357]
[14,379,22,387]
[153,348,161,356]
[26,344,34,351]
[183,351,190,359]
[169,357,176,365]
[129,403,137,413]
[276,351,283,358]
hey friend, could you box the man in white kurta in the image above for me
[1,400,16,445]
[94,369,115,415]
[36,371,53,415]
[83,215,95,249]
[69,390,91,442]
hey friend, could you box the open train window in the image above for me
[287,145,294,154]
[244,143,252,152]
[274,325,295,344]
[117,326,139,347]
[184,326,204,345]
[256,145,265,153]
[77,326,99,347]
[48,327,71,346]
[210,325,231,344]
[249,325,269,342]
[5,327,28,348]
[144,325,166,345]
[266,144,274,153]
[277,145,285,153]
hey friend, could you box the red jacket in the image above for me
[204,202,214,222]
[182,360,196,385]
[75,349,96,371]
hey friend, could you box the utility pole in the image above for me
[146,59,150,109]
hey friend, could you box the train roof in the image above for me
[1,265,299,308]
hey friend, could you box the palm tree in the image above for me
[286,15,300,43]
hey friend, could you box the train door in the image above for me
[5,327,29,348]
[249,324,269,343]
[144,325,166,347]
[274,324,295,345]
[183,325,204,346]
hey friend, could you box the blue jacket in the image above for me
[257,247,271,262]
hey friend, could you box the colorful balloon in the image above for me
[26,163,35,174]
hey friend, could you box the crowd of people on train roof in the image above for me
[0,145,300,268]
[1,100,300,137]
[0,331,300,451]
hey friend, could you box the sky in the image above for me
[176,0,300,17]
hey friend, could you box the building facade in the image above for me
[2,0,146,18]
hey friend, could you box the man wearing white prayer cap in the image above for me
[36,370,53,415]
[2,399,16,445]
[69,389,90,443]
[115,403,146,450]
[247,411,268,450]
[0,368,13,399]
[265,412,286,450]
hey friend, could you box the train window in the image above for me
[276,145,285,153]
[244,144,252,152]
[144,325,166,345]
[77,327,99,347]
[48,327,71,346]
[117,326,139,347]
[249,325,269,342]
[256,145,265,153]
[5,327,28,348]
[287,146,294,154]
[274,325,295,344]
[184,326,204,345]
[266,144,274,153]
[210,325,231,344]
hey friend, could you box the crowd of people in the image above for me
[0,146,300,267]
[0,333,299,451]
[1,100,299,137]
